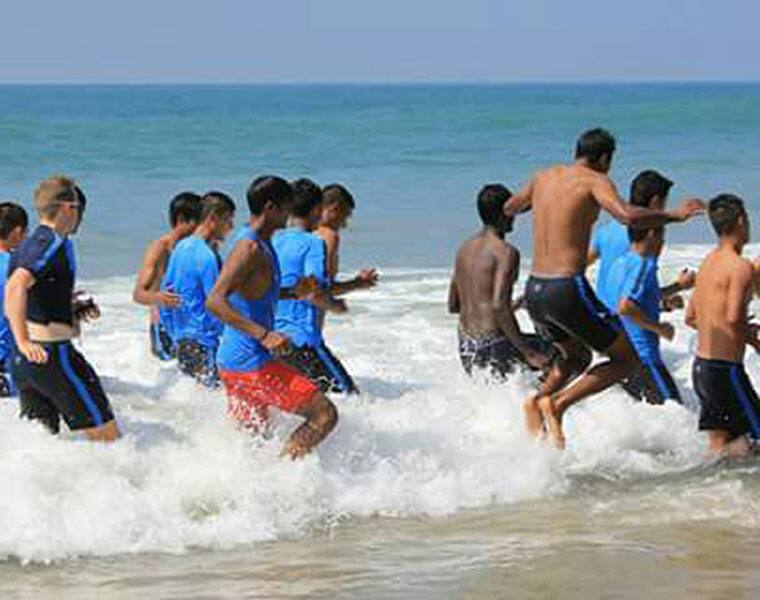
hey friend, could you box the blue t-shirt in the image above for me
[608,251,662,363]
[0,251,13,361]
[161,235,222,349]
[9,225,76,326]
[591,220,630,311]
[272,228,328,347]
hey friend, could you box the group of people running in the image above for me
[0,176,375,457]
[0,127,757,460]
[450,128,760,457]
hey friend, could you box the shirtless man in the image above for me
[686,194,760,457]
[315,184,377,307]
[207,175,337,459]
[503,128,704,447]
[132,192,201,360]
[449,183,551,379]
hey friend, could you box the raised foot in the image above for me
[537,395,565,450]
[523,396,545,437]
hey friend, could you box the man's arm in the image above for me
[330,270,378,296]
[4,269,47,363]
[447,273,460,314]
[592,177,705,228]
[618,298,675,341]
[206,241,277,344]
[684,293,698,330]
[493,249,547,368]
[132,241,180,308]
[502,177,534,217]
[661,269,696,298]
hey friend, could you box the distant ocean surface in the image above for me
[0,83,759,277]
[2,84,760,598]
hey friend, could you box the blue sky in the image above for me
[0,0,757,82]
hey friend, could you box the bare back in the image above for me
[452,232,517,335]
[529,164,608,276]
[691,248,753,362]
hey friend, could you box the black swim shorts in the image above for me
[281,342,358,395]
[693,357,760,440]
[12,341,115,433]
[525,274,620,353]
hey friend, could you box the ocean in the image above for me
[0,84,759,598]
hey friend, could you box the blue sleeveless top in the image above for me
[216,226,281,372]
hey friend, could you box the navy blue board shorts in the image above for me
[458,330,555,380]
[693,358,760,440]
[525,274,620,353]
[176,338,219,388]
[281,342,358,395]
[150,322,175,361]
[621,358,682,404]
[13,341,114,433]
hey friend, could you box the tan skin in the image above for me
[206,202,338,459]
[5,198,119,442]
[132,218,198,316]
[504,155,705,448]
[686,215,759,457]
[448,221,549,369]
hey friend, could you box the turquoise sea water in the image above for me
[2,84,760,598]
[1,83,759,276]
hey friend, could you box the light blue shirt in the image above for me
[591,220,630,311]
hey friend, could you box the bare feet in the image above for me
[523,396,545,437]
[537,395,565,449]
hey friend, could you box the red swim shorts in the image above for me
[220,360,318,426]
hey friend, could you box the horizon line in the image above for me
[0,77,758,86]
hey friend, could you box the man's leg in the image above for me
[524,339,591,436]
[282,391,338,459]
[538,333,638,448]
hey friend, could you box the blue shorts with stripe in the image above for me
[621,358,682,404]
[12,341,114,433]
[694,357,760,440]
[525,273,620,353]
[281,342,358,395]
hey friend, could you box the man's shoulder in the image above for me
[316,226,339,243]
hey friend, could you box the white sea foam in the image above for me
[0,244,758,563]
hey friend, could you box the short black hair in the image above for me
[246,175,293,216]
[575,128,616,163]
[708,194,746,236]
[628,225,664,244]
[169,191,202,227]
[0,202,28,238]
[322,183,355,210]
[200,191,236,221]
[290,178,323,218]
[477,183,512,228]
[630,170,673,208]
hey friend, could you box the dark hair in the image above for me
[246,175,293,215]
[708,193,746,236]
[0,202,28,238]
[575,128,616,163]
[477,183,512,228]
[322,183,355,210]
[290,178,323,218]
[628,225,664,244]
[169,191,202,227]
[630,170,673,208]
[200,191,236,221]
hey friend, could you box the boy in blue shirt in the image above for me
[132,192,202,360]
[0,202,28,396]
[589,170,674,310]
[273,179,358,394]
[162,192,235,387]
